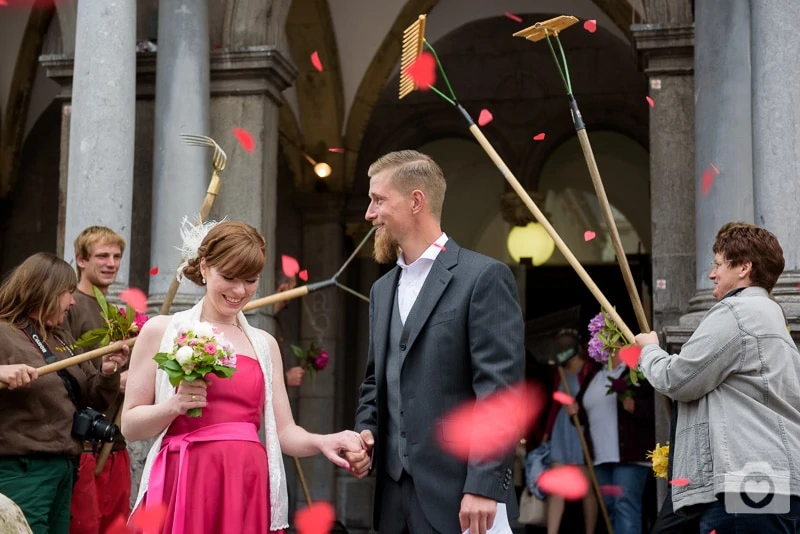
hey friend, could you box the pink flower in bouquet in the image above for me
[220,354,238,368]
[134,312,148,330]
[313,350,329,371]
[204,342,217,355]
[176,334,188,346]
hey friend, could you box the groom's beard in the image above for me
[373,227,399,264]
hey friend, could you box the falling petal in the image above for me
[404,52,436,91]
[295,501,336,534]
[328,147,345,153]
[149,266,159,276]
[618,345,642,369]
[601,485,624,497]
[478,109,494,127]
[538,465,590,500]
[310,51,323,72]
[130,502,167,533]
[120,287,148,314]
[282,255,301,278]
[552,391,575,405]
[710,162,720,174]
[670,478,690,487]
[433,243,446,251]
[583,19,597,33]
[701,167,714,196]
[533,133,546,141]
[437,382,547,462]
[298,269,308,282]
[232,127,255,152]
[504,12,523,23]
[584,230,596,242]
[646,96,655,108]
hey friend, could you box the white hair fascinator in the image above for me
[175,215,226,281]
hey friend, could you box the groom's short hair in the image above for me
[368,150,447,222]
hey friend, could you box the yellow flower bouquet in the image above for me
[646,442,670,479]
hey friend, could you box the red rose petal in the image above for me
[404,52,436,91]
[601,484,624,497]
[710,162,720,175]
[701,167,715,196]
[584,230,596,242]
[295,501,336,534]
[105,516,130,534]
[433,243,446,251]
[232,127,255,152]
[130,502,167,533]
[281,255,301,278]
[533,132,546,141]
[120,287,148,313]
[310,51,323,72]
[583,19,597,33]
[478,109,493,127]
[437,382,547,462]
[149,266,159,276]
[538,465,589,500]
[618,345,642,369]
[504,12,523,23]
[552,391,574,405]
[646,96,655,108]
[298,269,308,282]
[328,147,345,153]
[670,478,690,487]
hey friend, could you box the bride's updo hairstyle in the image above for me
[181,221,266,286]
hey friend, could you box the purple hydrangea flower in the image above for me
[588,336,610,363]
[588,312,606,336]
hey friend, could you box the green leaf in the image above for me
[168,374,183,388]
[153,352,170,365]
[290,345,306,359]
[92,285,109,318]
[629,369,640,385]
[75,327,109,348]
[163,360,182,373]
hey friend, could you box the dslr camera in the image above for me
[72,408,119,443]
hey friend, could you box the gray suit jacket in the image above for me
[355,240,525,532]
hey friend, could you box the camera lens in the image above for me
[91,419,120,443]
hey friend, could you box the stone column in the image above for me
[751,0,800,334]
[207,47,296,330]
[148,0,211,312]
[665,0,755,346]
[62,0,136,286]
[631,21,695,506]
[293,193,345,504]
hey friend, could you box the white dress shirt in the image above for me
[395,233,449,324]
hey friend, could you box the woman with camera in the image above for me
[0,252,128,534]
[636,223,800,533]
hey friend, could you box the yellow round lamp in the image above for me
[507,222,555,266]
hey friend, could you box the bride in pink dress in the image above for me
[122,221,364,533]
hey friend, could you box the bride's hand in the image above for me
[171,379,209,416]
[318,430,365,470]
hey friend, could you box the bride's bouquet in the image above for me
[153,321,237,417]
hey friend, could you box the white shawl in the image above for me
[132,299,289,530]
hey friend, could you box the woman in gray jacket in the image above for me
[635,222,800,534]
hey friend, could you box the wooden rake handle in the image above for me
[466,122,635,342]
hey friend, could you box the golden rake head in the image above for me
[512,15,579,42]
[181,134,227,172]
[399,14,427,100]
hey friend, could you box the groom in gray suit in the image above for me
[345,150,525,534]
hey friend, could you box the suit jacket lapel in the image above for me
[373,266,401,383]
[399,241,459,363]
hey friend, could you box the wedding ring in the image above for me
[113,363,118,373]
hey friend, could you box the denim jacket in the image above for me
[640,286,800,512]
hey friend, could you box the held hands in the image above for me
[634,331,659,348]
[100,344,130,377]
[318,430,366,470]
[459,493,497,534]
[343,429,374,478]
[171,379,210,416]
[0,364,39,390]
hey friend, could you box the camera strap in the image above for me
[21,322,84,410]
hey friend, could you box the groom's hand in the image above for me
[459,493,497,534]
[344,429,374,478]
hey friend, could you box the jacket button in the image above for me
[400,344,407,350]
